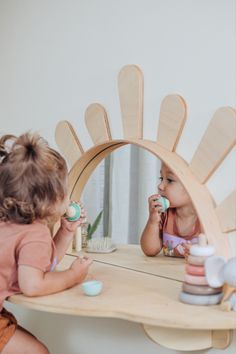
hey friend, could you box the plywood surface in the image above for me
[69,244,185,282]
[8,255,236,330]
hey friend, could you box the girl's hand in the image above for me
[70,256,93,284]
[182,242,192,260]
[175,242,192,258]
[61,202,86,233]
[148,194,163,224]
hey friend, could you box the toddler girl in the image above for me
[0,132,92,354]
[141,162,201,258]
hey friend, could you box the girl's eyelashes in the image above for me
[158,176,175,183]
[167,178,174,183]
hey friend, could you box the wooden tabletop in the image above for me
[69,244,185,281]
[8,246,236,331]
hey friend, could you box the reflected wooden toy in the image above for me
[86,238,116,253]
[205,256,236,311]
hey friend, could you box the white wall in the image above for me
[1,1,236,353]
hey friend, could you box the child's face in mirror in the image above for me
[158,164,191,208]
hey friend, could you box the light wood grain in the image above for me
[68,138,231,258]
[212,330,232,349]
[55,120,84,168]
[68,140,126,199]
[85,103,112,145]
[69,244,185,282]
[157,94,187,151]
[118,65,143,139]
[143,326,232,350]
[8,255,236,331]
[215,190,236,233]
[190,107,236,183]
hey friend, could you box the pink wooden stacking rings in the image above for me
[182,282,222,295]
[187,255,208,266]
[185,264,205,276]
[184,273,208,285]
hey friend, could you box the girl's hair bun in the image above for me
[14,133,45,161]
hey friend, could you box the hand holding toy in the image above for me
[150,195,170,212]
[65,202,82,221]
[156,196,170,212]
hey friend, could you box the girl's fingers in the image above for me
[148,194,160,202]
[150,201,162,212]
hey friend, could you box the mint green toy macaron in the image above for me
[157,196,170,212]
[65,202,81,221]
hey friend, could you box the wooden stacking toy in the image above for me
[179,234,223,305]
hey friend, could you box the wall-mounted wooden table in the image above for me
[8,245,236,351]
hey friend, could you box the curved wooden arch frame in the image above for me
[55,65,236,260]
[68,138,231,258]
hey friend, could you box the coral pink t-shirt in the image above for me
[0,221,57,311]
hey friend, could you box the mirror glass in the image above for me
[80,144,193,281]
[81,145,161,245]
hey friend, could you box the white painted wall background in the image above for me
[1,0,236,353]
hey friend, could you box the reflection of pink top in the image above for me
[160,209,200,257]
[0,221,57,311]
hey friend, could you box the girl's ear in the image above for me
[205,256,226,287]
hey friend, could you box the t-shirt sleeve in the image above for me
[18,241,52,272]
[17,224,53,272]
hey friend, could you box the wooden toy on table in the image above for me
[180,234,223,305]
[54,65,236,351]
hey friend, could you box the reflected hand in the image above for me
[148,194,163,224]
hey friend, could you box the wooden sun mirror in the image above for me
[55,65,236,259]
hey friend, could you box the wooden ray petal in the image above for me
[118,65,143,139]
[190,107,236,183]
[157,95,187,151]
[215,190,236,233]
[85,103,112,145]
[55,120,84,168]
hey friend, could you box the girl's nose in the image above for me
[158,181,164,191]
